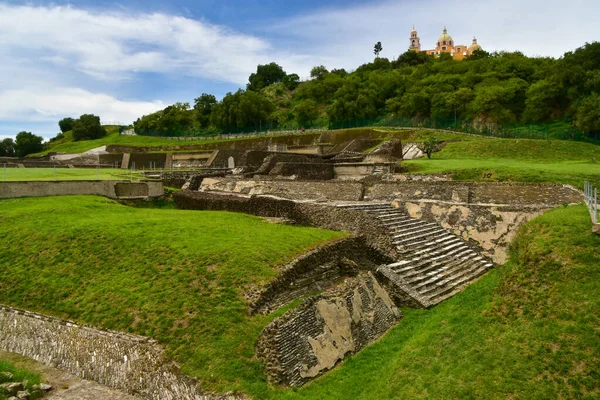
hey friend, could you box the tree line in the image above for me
[133,41,600,138]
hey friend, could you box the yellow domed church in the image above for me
[409,26,482,60]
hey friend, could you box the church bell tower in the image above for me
[409,26,421,51]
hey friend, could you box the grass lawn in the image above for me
[0,196,345,395]
[1,168,126,181]
[405,137,600,188]
[0,360,42,400]
[274,205,600,399]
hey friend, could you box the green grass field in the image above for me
[405,137,600,188]
[1,168,126,181]
[0,196,344,394]
[2,198,597,399]
[275,205,600,399]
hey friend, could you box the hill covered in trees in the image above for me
[132,42,600,139]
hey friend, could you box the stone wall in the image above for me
[0,305,235,400]
[397,200,550,263]
[371,181,582,205]
[254,153,322,175]
[256,272,402,386]
[199,178,363,202]
[174,191,399,259]
[269,162,334,180]
[0,181,163,200]
[248,237,393,315]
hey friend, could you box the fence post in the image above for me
[595,188,598,224]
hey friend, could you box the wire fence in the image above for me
[584,181,598,225]
[130,116,599,145]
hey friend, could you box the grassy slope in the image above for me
[404,136,600,188]
[274,205,600,399]
[0,196,344,394]
[3,168,125,181]
[34,126,220,156]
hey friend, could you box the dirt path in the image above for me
[0,350,143,400]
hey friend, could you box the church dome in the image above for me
[438,27,453,43]
[468,37,482,53]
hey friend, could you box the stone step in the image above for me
[393,225,446,241]
[376,212,407,219]
[410,256,482,289]
[381,216,415,225]
[390,243,472,275]
[424,264,493,304]
[391,223,440,237]
[402,249,477,281]
[418,261,492,299]
[395,231,454,248]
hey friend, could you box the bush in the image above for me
[72,114,106,141]
[58,117,75,133]
[15,131,44,157]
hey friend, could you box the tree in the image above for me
[417,135,441,159]
[282,73,300,90]
[310,65,329,80]
[15,131,44,158]
[193,93,217,128]
[0,138,15,157]
[247,62,286,91]
[294,99,320,125]
[374,41,383,58]
[210,90,275,131]
[58,117,75,133]
[72,114,106,141]
[466,48,491,60]
[576,94,600,135]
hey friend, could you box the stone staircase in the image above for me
[337,202,494,308]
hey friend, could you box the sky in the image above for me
[0,0,598,141]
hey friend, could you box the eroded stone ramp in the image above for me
[337,203,494,308]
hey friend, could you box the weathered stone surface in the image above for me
[247,237,393,314]
[398,201,549,263]
[1,382,23,394]
[199,178,363,202]
[16,390,30,399]
[0,305,238,400]
[257,272,402,386]
[0,371,13,379]
[371,181,582,205]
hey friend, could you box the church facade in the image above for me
[409,26,482,60]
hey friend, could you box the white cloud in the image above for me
[0,87,165,125]
[0,4,287,84]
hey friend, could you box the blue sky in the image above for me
[0,0,598,140]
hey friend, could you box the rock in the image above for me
[0,382,23,394]
[8,397,18,400]
[40,383,52,391]
[16,390,30,399]
[0,371,13,380]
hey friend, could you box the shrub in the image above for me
[72,114,106,141]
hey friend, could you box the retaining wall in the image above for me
[199,178,363,202]
[256,272,402,386]
[0,181,163,200]
[248,237,393,315]
[0,305,234,400]
[371,181,582,205]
